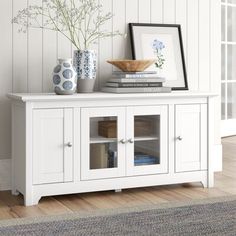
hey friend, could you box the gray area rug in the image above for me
[0,196,235,236]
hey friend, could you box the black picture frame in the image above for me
[129,23,188,90]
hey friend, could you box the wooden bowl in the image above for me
[107,59,156,72]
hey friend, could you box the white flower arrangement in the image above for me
[12,0,121,50]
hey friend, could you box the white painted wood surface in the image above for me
[175,104,207,172]
[0,0,221,163]
[8,93,215,205]
[33,109,73,185]
[0,0,12,161]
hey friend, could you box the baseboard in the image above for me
[213,144,223,172]
[0,159,11,191]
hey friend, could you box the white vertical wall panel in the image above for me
[199,0,210,91]
[28,0,43,92]
[176,0,187,63]
[57,0,72,60]
[98,0,113,88]
[138,0,151,23]
[58,34,72,60]
[42,30,57,92]
[0,0,222,161]
[89,0,100,90]
[187,0,199,91]
[13,0,28,92]
[210,0,221,144]
[112,0,126,69]
[42,1,57,93]
[151,0,163,23]
[0,0,12,160]
[163,0,176,23]
[126,0,138,59]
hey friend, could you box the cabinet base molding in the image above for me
[115,189,122,193]
[23,171,208,206]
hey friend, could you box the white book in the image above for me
[113,71,157,75]
[112,73,163,78]
[106,82,163,88]
[109,78,166,83]
[101,86,172,93]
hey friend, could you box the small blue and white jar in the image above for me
[53,59,77,95]
[73,50,96,93]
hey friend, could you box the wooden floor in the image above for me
[0,137,235,220]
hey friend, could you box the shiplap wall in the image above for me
[0,0,221,161]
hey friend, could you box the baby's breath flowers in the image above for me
[12,0,121,50]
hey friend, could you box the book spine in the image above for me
[113,71,157,74]
[109,78,166,83]
[102,86,172,93]
[106,82,163,88]
[112,74,162,78]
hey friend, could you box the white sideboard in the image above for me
[7,92,217,206]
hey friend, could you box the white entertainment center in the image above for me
[8,92,216,206]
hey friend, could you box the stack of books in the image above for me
[134,152,160,166]
[102,71,171,93]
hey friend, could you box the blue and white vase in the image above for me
[73,50,96,93]
[52,59,77,95]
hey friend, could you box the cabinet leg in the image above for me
[11,188,20,196]
[201,180,208,188]
[24,195,41,206]
[115,189,122,193]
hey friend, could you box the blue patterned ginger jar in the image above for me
[73,50,96,93]
[52,59,77,95]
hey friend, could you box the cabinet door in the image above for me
[33,109,73,185]
[126,105,168,176]
[175,104,207,172]
[81,107,126,180]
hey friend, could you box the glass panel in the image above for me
[227,6,236,41]
[133,115,160,166]
[227,83,236,119]
[221,83,226,120]
[90,117,118,169]
[222,6,226,41]
[227,45,236,80]
[222,45,226,80]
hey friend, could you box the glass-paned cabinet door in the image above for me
[126,106,168,176]
[81,107,126,180]
[221,0,236,136]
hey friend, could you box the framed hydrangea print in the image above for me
[129,23,188,90]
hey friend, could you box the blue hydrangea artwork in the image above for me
[152,39,165,70]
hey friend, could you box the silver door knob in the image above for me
[128,138,134,144]
[67,142,73,147]
[176,136,183,141]
[119,139,126,144]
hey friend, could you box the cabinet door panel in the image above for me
[81,107,126,180]
[126,105,168,176]
[175,104,207,172]
[33,109,73,184]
